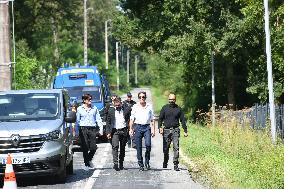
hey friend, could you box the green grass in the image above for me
[150,86,168,114]
[180,123,284,189]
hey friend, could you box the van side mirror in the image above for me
[65,111,76,123]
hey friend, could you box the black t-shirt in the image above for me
[158,104,187,133]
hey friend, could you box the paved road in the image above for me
[2,88,204,189]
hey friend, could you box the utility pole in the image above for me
[135,55,138,85]
[105,20,111,69]
[0,0,11,91]
[211,51,216,127]
[83,0,88,65]
[127,50,130,85]
[263,0,276,143]
[116,42,120,91]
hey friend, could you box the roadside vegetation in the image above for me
[181,122,284,189]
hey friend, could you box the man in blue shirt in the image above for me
[76,94,103,170]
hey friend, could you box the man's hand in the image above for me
[129,128,134,137]
[107,133,111,139]
[184,132,188,137]
[159,128,163,135]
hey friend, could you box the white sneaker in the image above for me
[82,166,90,171]
[89,161,95,168]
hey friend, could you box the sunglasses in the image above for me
[168,99,176,100]
[138,96,146,99]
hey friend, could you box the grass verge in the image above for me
[151,86,168,114]
[180,123,284,189]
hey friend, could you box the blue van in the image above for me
[53,64,109,113]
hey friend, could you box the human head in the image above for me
[138,91,147,102]
[127,92,132,101]
[113,97,122,109]
[82,93,92,105]
[168,93,176,105]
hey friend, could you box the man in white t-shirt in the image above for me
[129,91,155,171]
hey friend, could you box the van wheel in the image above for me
[67,159,73,174]
[57,165,67,183]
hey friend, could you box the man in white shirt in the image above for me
[129,91,155,171]
[106,97,131,171]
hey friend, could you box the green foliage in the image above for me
[181,123,284,189]
[13,40,46,89]
[12,0,119,89]
[113,0,284,116]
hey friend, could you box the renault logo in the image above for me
[11,134,21,147]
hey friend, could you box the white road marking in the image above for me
[84,144,111,189]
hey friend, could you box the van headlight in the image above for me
[44,130,63,141]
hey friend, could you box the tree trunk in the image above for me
[50,17,59,88]
[0,1,11,91]
[226,63,235,108]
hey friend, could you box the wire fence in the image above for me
[208,104,284,138]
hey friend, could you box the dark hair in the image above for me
[138,91,146,98]
[82,94,92,102]
[127,92,132,97]
[113,97,121,103]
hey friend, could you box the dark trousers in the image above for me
[111,127,128,165]
[134,124,151,167]
[163,127,180,165]
[79,127,98,166]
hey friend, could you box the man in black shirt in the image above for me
[122,92,136,148]
[158,93,188,171]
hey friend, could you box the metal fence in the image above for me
[217,104,284,138]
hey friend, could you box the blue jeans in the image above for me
[134,124,151,167]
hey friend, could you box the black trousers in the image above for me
[111,127,128,165]
[163,127,180,165]
[79,127,98,166]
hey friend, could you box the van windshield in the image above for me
[66,86,102,103]
[0,93,60,121]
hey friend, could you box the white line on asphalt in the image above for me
[84,144,111,189]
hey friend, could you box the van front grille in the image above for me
[0,162,50,173]
[0,135,45,154]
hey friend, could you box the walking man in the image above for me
[129,91,155,171]
[158,93,188,171]
[122,92,136,148]
[76,94,103,170]
[106,97,131,171]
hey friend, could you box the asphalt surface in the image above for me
[1,88,204,189]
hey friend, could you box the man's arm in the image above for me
[95,108,104,135]
[106,108,112,139]
[129,105,136,136]
[158,106,165,134]
[149,105,155,137]
[180,108,188,136]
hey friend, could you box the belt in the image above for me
[113,127,127,131]
[135,124,150,126]
[164,127,179,130]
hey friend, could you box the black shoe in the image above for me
[174,165,180,171]
[139,166,144,171]
[119,162,124,170]
[145,163,151,170]
[163,163,167,168]
[113,164,120,171]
